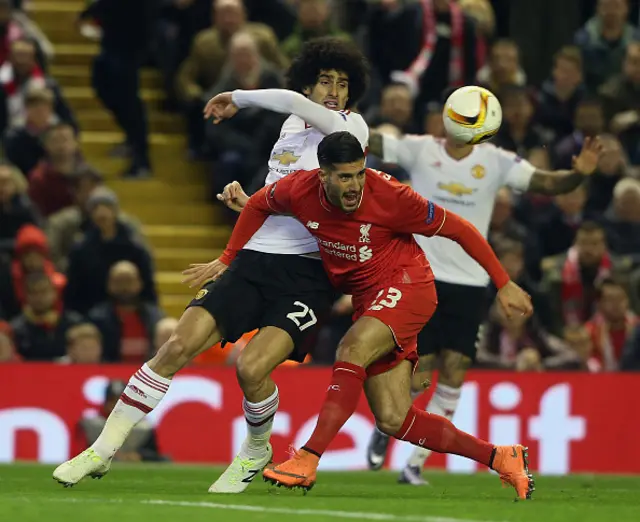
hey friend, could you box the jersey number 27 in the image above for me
[287,301,318,331]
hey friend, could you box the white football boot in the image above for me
[208,443,273,493]
[398,465,430,486]
[52,448,111,487]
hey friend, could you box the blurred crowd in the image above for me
[1,0,640,373]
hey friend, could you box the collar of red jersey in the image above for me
[318,183,333,212]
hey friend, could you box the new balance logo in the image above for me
[306,221,319,229]
[241,469,260,483]
[418,438,426,447]
[127,385,147,399]
[327,384,340,392]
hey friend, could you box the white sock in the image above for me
[241,386,279,458]
[406,383,461,470]
[92,364,171,460]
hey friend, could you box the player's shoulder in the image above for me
[340,110,367,130]
[339,109,361,120]
[476,142,519,160]
[287,168,320,187]
[365,168,407,190]
[340,110,369,145]
[337,110,368,131]
[402,133,439,149]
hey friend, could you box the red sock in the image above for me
[396,405,495,467]
[302,361,367,456]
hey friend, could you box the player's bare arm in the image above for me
[527,136,603,195]
[182,258,228,288]
[368,131,385,158]
[203,91,239,123]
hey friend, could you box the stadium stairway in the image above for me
[28,0,230,319]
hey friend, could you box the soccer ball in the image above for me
[443,86,502,145]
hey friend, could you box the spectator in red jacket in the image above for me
[11,223,65,311]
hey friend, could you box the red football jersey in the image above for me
[222,168,510,298]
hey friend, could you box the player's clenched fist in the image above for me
[217,181,249,212]
[495,280,533,319]
[181,258,228,288]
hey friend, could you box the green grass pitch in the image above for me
[2,463,639,522]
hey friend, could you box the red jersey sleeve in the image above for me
[391,183,510,290]
[219,176,294,265]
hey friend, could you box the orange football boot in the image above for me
[262,447,319,492]
[492,444,535,500]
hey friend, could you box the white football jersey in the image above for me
[383,135,536,286]
[245,110,369,254]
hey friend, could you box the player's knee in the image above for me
[375,408,408,437]
[236,348,270,386]
[150,335,196,375]
[438,371,465,388]
[439,353,471,388]
[335,337,371,367]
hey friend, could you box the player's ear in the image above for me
[318,168,328,183]
[303,86,312,96]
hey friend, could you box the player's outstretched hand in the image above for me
[203,91,239,124]
[182,258,228,288]
[496,280,533,319]
[572,136,603,176]
[217,181,249,212]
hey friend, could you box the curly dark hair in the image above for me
[286,37,370,110]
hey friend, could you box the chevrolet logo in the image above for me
[437,182,477,197]
[271,150,300,166]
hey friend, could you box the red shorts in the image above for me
[352,281,438,377]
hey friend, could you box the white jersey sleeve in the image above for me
[232,89,368,145]
[381,133,428,172]
[493,146,536,191]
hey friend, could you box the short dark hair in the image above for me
[286,37,369,110]
[317,131,364,170]
[577,220,604,235]
[491,38,520,56]
[554,45,583,70]
[500,84,533,105]
[43,122,75,140]
[105,380,125,401]
[595,276,628,300]
[577,96,603,111]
